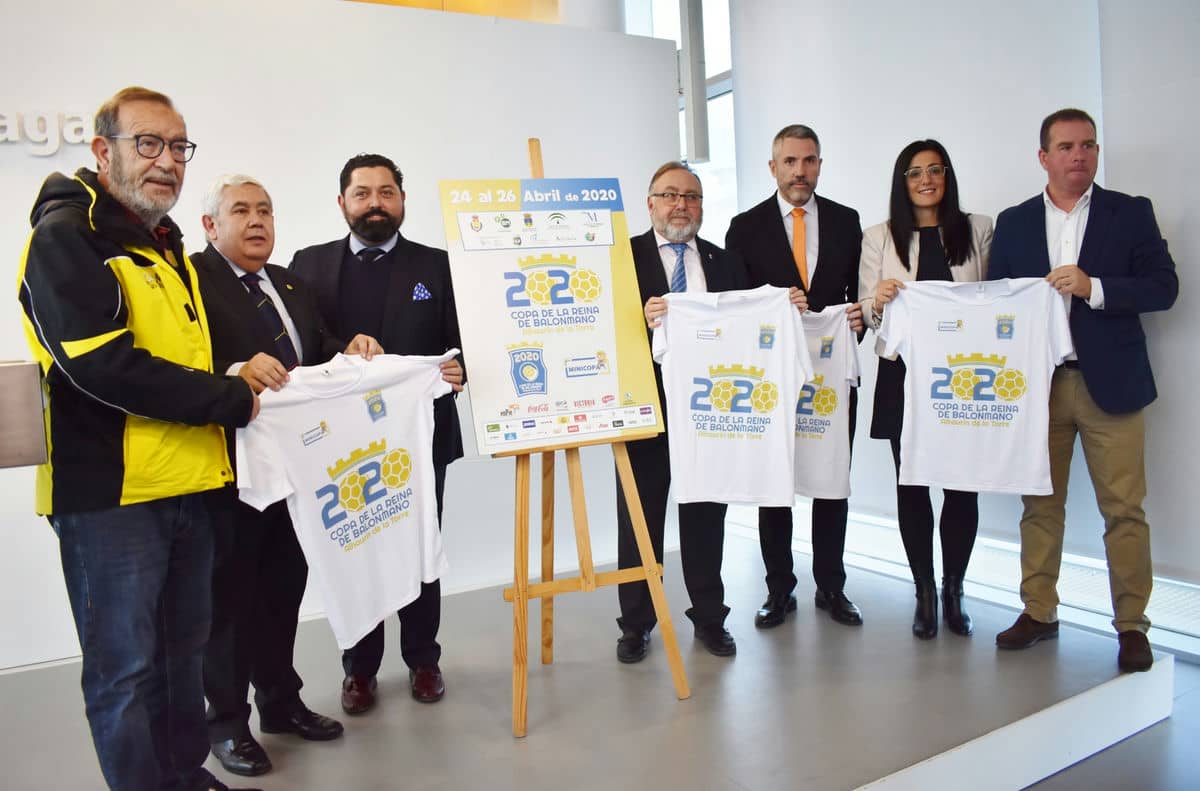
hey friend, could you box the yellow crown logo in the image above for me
[811,374,825,386]
[506,341,544,351]
[708,364,764,380]
[947,352,1007,368]
[996,314,1016,321]
[518,253,577,270]
[327,439,388,480]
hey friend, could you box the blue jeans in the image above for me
[51,493,220,791]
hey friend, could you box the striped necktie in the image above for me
[357,247,385,263]
[668,242,688,293]
[240,273,299,370]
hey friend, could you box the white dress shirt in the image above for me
[1043,185,1105,310]
[653,230,708,293]
[776,191,819,278]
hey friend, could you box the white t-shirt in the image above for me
[653,285,814,506]
[795,304,860,499]
[236,352,454,649]
[877,279,1073,494]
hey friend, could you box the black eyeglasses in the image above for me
[650,191,703,205]
[108,133,197,163]
[903,164,948,181]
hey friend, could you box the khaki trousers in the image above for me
[1019,366,1152,633]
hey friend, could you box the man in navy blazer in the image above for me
[194,174,382,776]
[988,109,1178,672]
[725,124,866,631]
[615,162,748,663]
[290,154,464,712]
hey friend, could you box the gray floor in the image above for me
[2,535,1198,790]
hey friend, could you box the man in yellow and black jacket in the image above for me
[16,86,258,791]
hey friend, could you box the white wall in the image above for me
[0,0,678,668]
[729,1,1199,584]
[1097,0,1200,584]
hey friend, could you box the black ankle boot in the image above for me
[912,579,938,639]
[942,575,973,636]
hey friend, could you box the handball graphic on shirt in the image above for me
[877,279,1072,495]
[653,285,813,506]
[795,303,860,499]
[236,352,455,648]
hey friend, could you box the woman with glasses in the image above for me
[858,139,992,639]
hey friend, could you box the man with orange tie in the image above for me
[725,124,866,631]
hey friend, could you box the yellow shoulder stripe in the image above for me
[61,328,128,359]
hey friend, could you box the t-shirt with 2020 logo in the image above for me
[236,352,454,648]
[877,279,1072,495]
[653,285,813,506]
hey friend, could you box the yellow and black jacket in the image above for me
[17,169,254,515]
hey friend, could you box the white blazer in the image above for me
[858,213,993,330]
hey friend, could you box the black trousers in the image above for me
[615,433,729,631]
[204,493,307,742]
[342,462,447,677]
[758,388,858,597]
[889,438,979,582]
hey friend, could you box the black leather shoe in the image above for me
[1117,630,1153,672]
[996,613,1058,649]
[260,704,344,741]
[912,580,938,640]
[210,734,271,777]
[616,628,651,663]
[941,575,973,636]
[815,590,863,626]
[694,624,736,657]
[754,593,797,629]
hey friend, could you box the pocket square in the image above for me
[413,282,432,301]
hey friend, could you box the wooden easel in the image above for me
[498,140,690,738]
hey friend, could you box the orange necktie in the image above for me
[791,206,808,289]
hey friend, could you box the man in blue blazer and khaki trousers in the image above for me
[988,108,1178,672]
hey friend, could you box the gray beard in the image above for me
[656,219,700,243]
[107,156,176,229]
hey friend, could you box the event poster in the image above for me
[439,178,662,455]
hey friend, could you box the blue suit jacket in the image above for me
[988,184,1177,414]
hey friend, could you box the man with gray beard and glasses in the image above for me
[612,162,749,664]
[17,86,259,791]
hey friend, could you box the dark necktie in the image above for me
[358,247,385,263]
[240,273,299,370]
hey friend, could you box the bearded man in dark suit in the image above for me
[289,154,464,712]
[614,161,750,663]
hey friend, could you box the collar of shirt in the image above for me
[1042,183,1093,218]
[652,230,698,256]
[218,249,262,281]
[348,231,399,256]
[776,190,818,223]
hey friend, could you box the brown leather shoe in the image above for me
[409,665,446,703]
[995,613,1059,649]
[1118,630,1153,672]
[340,674,377,715]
